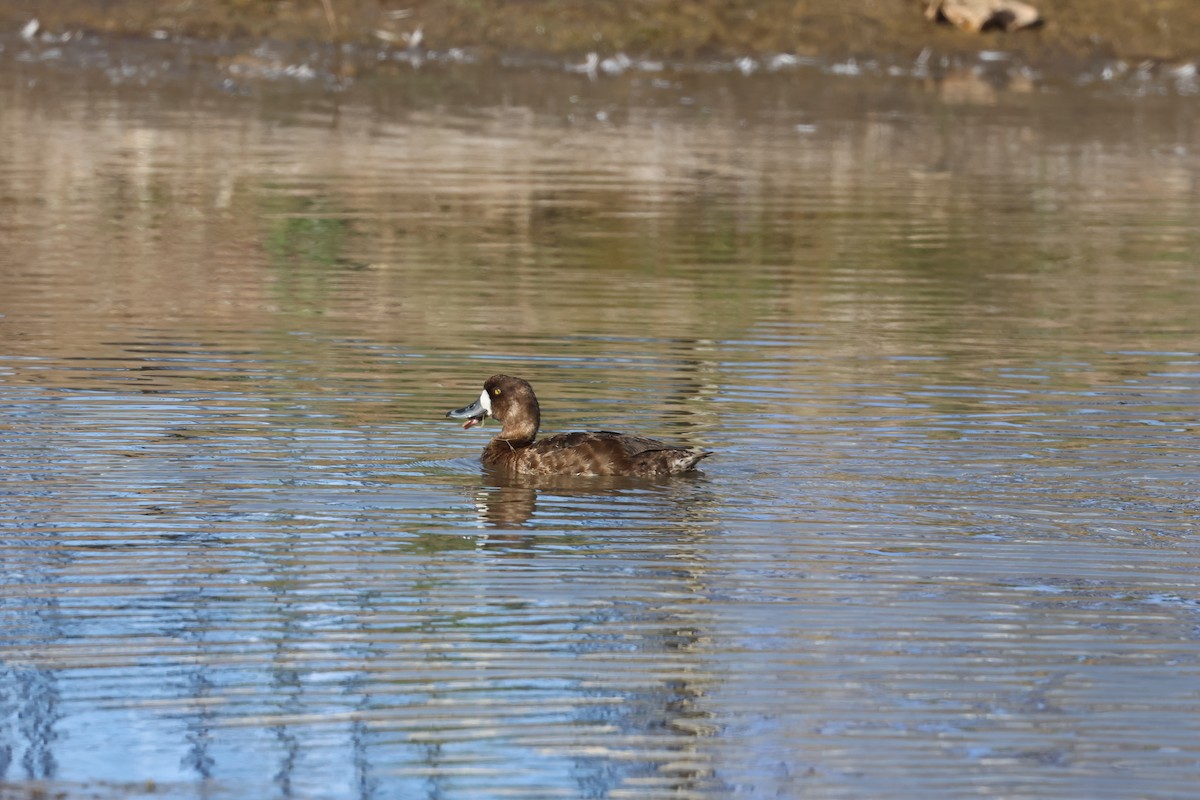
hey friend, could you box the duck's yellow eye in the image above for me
[493,389,502,396]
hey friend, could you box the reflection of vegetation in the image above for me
[261,195,360,314]
[8,49,1194,397]
[265,207,349,268]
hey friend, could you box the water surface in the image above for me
[1,46,1199,799]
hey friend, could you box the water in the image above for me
[2,41,1199,799]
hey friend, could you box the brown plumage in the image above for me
[446,374,712,477]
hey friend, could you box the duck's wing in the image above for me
[534,432,709,476]
[592,431,675,457]
[596,432,712,474]
[541,431,677,457]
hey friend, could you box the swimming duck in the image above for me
[446,374,712,477]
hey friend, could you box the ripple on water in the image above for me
[2,57,1200,799]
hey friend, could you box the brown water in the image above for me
[2,39,1199,800]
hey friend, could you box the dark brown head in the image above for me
[446,374,541,444]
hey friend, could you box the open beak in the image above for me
[446,389,491,430]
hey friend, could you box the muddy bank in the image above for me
[3,0,1199,70]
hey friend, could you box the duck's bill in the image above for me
[446,399,487,430]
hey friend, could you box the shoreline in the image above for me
[3,1,1199,78]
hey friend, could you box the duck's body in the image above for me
[482,429,709,477]
[447,375,711,477]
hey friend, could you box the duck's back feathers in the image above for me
[484,430,711,477]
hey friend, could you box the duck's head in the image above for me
[446,374,541,441]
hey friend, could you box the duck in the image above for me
[446,374,712,477]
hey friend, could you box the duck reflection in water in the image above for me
[471,470,705,529]
[446,375,712,478]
